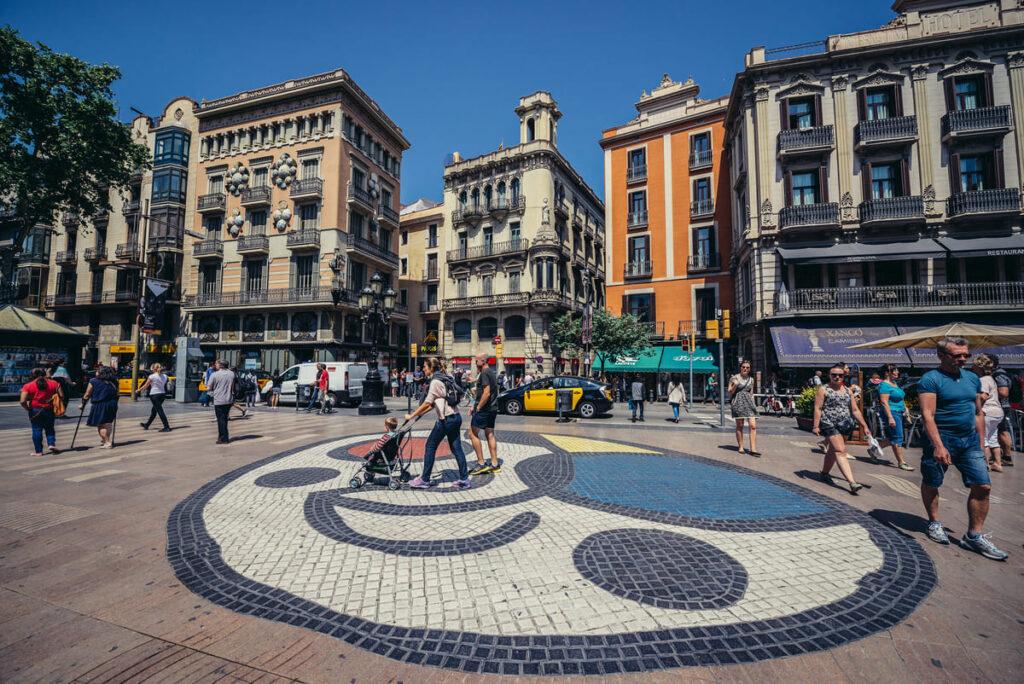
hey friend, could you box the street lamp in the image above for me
[358,271,395,415]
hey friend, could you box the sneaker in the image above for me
[469,463,493,476]
[926,521,950,545]
[409,476,435,489]
[158,427,172,433]
[451,478,472,489]
[960,533,1008,561]
[898,462,914,471]
[848,482,863,494]
[488,463,501,473]
[819,472,831,483]
[139,422,149,430]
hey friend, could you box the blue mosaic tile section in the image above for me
[567,453,828,520]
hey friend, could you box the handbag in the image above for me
[51,391,66,417]
[837,417,856,435]
[165,376,175,394]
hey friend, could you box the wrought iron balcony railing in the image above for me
[241,185,273,205]
[447,239,529,262]
[442,292,531,310]
[624,260,653,279]
[149,234,183,250]
[193,239,223,257]
[859,196,924,223]
[689,149,713,169]
[290,177,323,198]
[347,232,398,266]
[778,125,834,154]
[486,196,525,214]
[419,301,439,313]
[627,211,648,229]
[946,189,1020,217]
[184,286,337,308]
[627,165,647,183]
[124,198,141,213]
[197,192,227,212]
[116,243,141,261]
[677,319,708,337]
[286,229,320,249]
[691,198,714,217]
[62,212,79,225]
[774,281,1024,314]
[55,250,76,265]
[778,202,840,229]
[854,115,917,147]
[377,204,400,226]
[236,235,269,252]
[687,252,721,272]
[347,182,373,210]
[84,246,106,262]
[421,266,440,281]
[46,290,138,307]
[639,321,665,338]
[941,105,1012,139]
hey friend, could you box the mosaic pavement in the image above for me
[167,430,936,677]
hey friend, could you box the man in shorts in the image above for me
[469,352,501,475]
[918,337,1007,560]
[990,358,1014,467]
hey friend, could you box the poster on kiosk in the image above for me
[140,278,170,335]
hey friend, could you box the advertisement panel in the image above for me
[771,325,909,367]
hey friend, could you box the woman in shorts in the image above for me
[812,363,870,494]
[875,363,913,471]
[973,353,1004,472]
[269,369,282,410]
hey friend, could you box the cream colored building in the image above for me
[398,198,443,367]
[440,92,605,380]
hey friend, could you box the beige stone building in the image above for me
[440,92,605,380]
[726,0,1024,375]
[181,70,409,373]
[397,199,443,368]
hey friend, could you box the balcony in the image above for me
[347,182,374,211]
[773,281,1024,315]
[290,177,323,199]
[447,239,529,263]
[677,319,708,338]
[691,198,714,218]
[19,249,49,266]
[193,239,223,258]
[184,286,337,309]
[236,234,269,254]
[421,266,440,281]
[419,301,440,313]
[197,192,227,213]
[241,185,273,207]
[46,290,137,307]
[115,243,141,261]
[62,212,79,226]
[941,105,1012,141]
[641,321,665,339]
[84,246,106,262]
[854,115,917,150]
[487,196,525,217]
[55,250,76,266]
[689,149,713,170]
[453,204,485,226]
[859,196,925,225]
[124,198,141,214]
[627,165,647,183]
[443,292,531,311]
[149,235,183,251]
[347,232,399,267]
[572,208,584,227]
[627,210,648,230]
[92,207,109,222]
[687,252,721,272]
[946,189,1020,219]
[623,260,653,280]
[377,204,400,229]
[286,229,320,250]
[555,197,570,218]
[778,202,840,230]
[777,125,834,158]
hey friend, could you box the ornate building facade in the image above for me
[398,199,443,365]
[440,92,605,380]
[182,70,409,372]
[600,75,734,347]
[726,0,1024,374]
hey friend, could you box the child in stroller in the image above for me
[349,416,414,490]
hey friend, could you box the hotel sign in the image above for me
[921,4,998,36]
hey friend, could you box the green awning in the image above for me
[594,347,663,372]
[658,344,719,373]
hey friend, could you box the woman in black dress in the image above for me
[81,366,119,448]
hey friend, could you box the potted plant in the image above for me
[795,386,817,431]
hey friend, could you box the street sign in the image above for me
[411,343,418,358]
[496,344,503,358]
[536,356,543,365]
[493,336,502,344]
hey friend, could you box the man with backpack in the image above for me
[405,357,470,489]
[991,358,1018,467]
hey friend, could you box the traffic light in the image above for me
[706,319,719,339]
[722,309,731,339]
[681,335,690,352]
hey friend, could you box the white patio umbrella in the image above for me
[848,322,1024,350]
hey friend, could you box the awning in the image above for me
[898,326,1024,367]
[776,239,945,264]
[658,345,719,373]
[594,348,663,372]
[771,324,910,367]
[936,235,1024,258]
[0,305,90,338]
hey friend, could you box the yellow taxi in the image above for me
[497,376,614,419]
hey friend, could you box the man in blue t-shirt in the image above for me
[918,337,1007,561]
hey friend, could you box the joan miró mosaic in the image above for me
[167,431,935,676]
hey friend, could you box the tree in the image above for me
[0,27,150,298]
[551,309,652,377]
[550,312,582,361]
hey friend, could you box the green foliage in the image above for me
[795,386,818,418]
[0,26,151,253]
[550,312,582,360]
[550,309,652,375]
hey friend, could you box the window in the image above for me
[459,191,467,210]
[482,274,493,296]
[629,191,646,214]
[249,210,267,235]
[301,159,320,180]
[199,264,219,294]
[790,171,819,205]
[526,118,535,141]
[509,271,520,293]
[154,130,190,166]
[245,259,265,293]
[870,164,899,199]
[152,168,187,204]
[787,98,815,129]
[483,227,493,253]
[202,214,221,237]
[22,226,50,262]
[510,178,520,202]
[120,311,133,341]
[694,226,715,258]
[471,188,480,209]
[453,319,472,341]
[626,294,651,322]
[628,235,649,263]
[457,233,467,256]
[349,261,365,290]
[955,76,982,110]
[691,132,711,154]
[505,315,526,339]
[400,257,407,275]
[426,284,438,307]
[349,210,364,238]
[457,277,468,298]
[483,185,492,208]
[426,254,437,278]
[865,87,893,120]
[693,177,712,202]
[91,270,104,298]
[399,288,407,305]
[478,317,498,339]
[293,255,315,290]
[300,203,319,230]
[381,186,393,210]
[628,148,645,172]
[208,175,224,194]
[253,167,268,188]
[400,230,408,245]
[427,224,438,248]
[510,221,521,244]
[352,166,365,190]
[958,155,993,192]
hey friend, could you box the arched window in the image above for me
[504,315,526,339]
[471,188,480,208]
[526,118,535,141]
[497,181,506,199]
[453,318,472,341]
[478,317,498,339]
[484,185,492,208]
[459,191,467,210]
[510,178,520,202]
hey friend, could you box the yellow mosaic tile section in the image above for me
[541,434,659,454]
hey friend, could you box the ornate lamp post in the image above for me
[357,271,395,415]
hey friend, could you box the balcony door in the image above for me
[292,255,315,292]
[458,233,468,258]
[693,227,715,268]
[625,293,652,323]
[694,288,716,326]
[483,227,493,255]
[628,235,648,264]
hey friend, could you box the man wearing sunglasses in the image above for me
[918,337,1007,560]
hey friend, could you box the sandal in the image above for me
[748,450,762,457]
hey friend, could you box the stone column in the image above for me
[752,84,774,232]
[200,137,209,158]
[831,75,856,225]
[910,63,938,213]
[1007,51,1024,205]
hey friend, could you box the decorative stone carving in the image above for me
[271,153,297,189]
[174,108,184,121]
[225,162,250,196]
[938,58,994,79]
[760,199,775,228]
[291,312,317,341]
[776,79,826,100]
[831,75,849,91]
[272,201,292,232]
[754,84,770,102]
[542,198,551,225]
[228,209,244,237]
[922,185,941,216]
[1008,52,1024,69]
[852,70,906,90]
[911,64,931,81]
[840,192,856,222]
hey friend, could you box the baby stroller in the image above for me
[348,417,417,491]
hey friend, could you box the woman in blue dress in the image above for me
[81,366,120,448]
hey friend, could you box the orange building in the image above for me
[600,75,734,347]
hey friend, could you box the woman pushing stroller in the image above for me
[405,357,471,489]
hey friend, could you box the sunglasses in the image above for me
[830,373,845,378]
[943,352,971,359]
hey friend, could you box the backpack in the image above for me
[432,372,464,408]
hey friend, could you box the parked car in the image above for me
[265,362,374,406]
[497,376,613,419]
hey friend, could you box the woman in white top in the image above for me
[405,357,470,489]
[667,373,686,423]
[973,353,1004,472]
[138,362,171,431]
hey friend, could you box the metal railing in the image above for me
[197,192,226,211]
[116,243,140,260]
[55,250,76,265]
[855,115,917,145]
[773,281,1024,314]
[624,260,653,279]
[286,229,320,248]
[627,165,647,183]
[84,246,106,261]
[627,210,648,229]
[779,202,839,229]
[347,232,398,265]
[124,199,141,213]
[378,204,400,225]
[291,177,323,197]
[150,234,183,250]
[778,125,834,153]
[736,300,757,326]
[184,286,337,308]
[62,212,79,225]
[859,196,924,223]
[687,252,721,271]
[691,198,714,217]
[641,321,665,338]
[46,290,137,307]
[531,289,574,308]
[941,105,1012,137]
[443,292,531,310]
[347,182,373,208]
[241,185,273,205]
[689,149,713,169]
[447,239,529,262]
[946,188,1020,217]
[421,266,439,281]
[765,39,828,60]
[419,301,439,313]
[237,235,269,251]
[193,239,223,257]
[19,249,49,265]
[677,319,708,337]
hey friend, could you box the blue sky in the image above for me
[7,1,895,205]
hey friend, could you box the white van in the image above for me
[268,362,376,406]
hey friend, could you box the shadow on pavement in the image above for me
[227,434,262,442]
[870,508,934,538]
[110,439,146,448]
